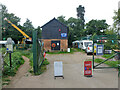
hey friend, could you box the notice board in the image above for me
[54,61,64,79]
[84,61,92,77]
[96,45,104,55]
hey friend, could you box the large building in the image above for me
[41,18,69,52]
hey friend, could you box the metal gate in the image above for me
[51,41,60,50]
[92,34,119,69]
[33,31,44,74]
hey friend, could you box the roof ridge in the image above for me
[41,18,68,28]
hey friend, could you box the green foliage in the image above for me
[35,26,42,39]
[104,28,118,49]
[1,4,34,43]
[42,58,50,65]
[0,48,6,54]
[21,50,33,67]
[35,58,50,75]
[94,58,103,63]
[88,58,118,68]
[76,5,85,29]
[46,48,85,54]
[3,50,25,76]
[57,16,85,46]
[94,58,118,67]
[46,48,74,54]
[102,52,115,58]
[57,5,86,46]
[105,28,116,35]
[30,58,50,75]
[73,48,85,53]
[2,13,22,43]
[23,18,34,38]
[23,50,50,75]
[113,9,120,30]
[85,19,109,35]
[2,78,11,85]
[112,9,120,41]
[57,16,67,25]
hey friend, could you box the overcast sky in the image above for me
[0,0,119,28]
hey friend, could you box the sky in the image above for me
[0,0,119,28]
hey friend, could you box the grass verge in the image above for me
[94,58,118,67]
[22,50,50,75]
[73,48,85,53]
[33,58,50,75]
[2,49,25,86]
[46,48,74,54]
[46,48,86,54]
[87,58,118,68]
[102,51,115,58]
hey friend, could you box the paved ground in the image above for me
[5,52,118,88]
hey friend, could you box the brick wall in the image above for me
[41,39,68,52]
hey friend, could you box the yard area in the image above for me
[3,51,118,88]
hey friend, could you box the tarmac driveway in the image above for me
[5,52,118,88]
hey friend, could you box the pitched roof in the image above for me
[41,17,68,28]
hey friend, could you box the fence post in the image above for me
[0,4,2,90]
[33,31,38,74]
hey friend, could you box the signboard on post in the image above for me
[84,61,92,77]
[54,61,64,79]
[6,38,14,68]
[96,45,104,55]
[94,43,97,53]
[61,33,67,37]
[6,38,14,53]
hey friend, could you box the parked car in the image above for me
[79,40,93,50]
[72,40,80,48]
[86,44,93,55]
[86,43,97,55]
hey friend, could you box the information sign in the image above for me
[84,61,92,77]
[96,45,104,55]
[54,61,64,79]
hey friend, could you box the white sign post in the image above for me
[54,61,64,79]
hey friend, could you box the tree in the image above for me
[68,27,76,46]
[35,26,42,38]
[57,15,67,25]
[67,17,83,39]
[76,5,85,29]
[23,18,34,38]
[57,5,86,46]
[113,10,120,31]
[85,19,109,35]
[2,4,22,43]
[113,9,120,40]
[105,28,116,35]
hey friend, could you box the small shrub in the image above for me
[42,59,50,65]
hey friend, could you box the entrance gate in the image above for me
[92,34,119,69]
[33,31,44,74]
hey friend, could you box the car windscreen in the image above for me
[84,42,92,47]
[88,45,93,47]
